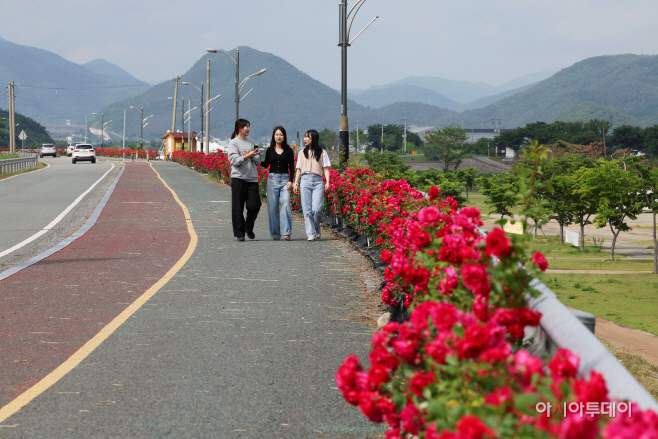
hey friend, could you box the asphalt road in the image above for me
[0,156,114,267]
[0,162,382,438]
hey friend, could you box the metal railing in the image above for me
[0,155,38,175]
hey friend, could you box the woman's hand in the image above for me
[242,150,259,159]
[293,182,299,194]
[324,181,330,191]
[286,182,292,191]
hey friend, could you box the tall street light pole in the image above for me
[206,48,266,121]
[130,106,154,150]
[92,112,104,148]
[183,82,205,151]
[338,0,378,170]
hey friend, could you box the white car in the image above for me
[66,143,78,157]
[40,144,57,158]
[71,144,96,164]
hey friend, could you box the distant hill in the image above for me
[555,102,642,128]
[0,37,151,124]
[0,108,54,149]
[457,83,536,112]
[352,84,461,110]
[494,69,557,93]
[460,54,658,127]
[83,59,148,85]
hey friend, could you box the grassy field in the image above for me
[539,272,658,335]
[600,338,658,399]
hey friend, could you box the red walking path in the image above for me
[0,162,190,406]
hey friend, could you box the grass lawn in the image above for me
[600,338,658,399]
[539,272,658,335]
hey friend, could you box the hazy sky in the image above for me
[2,0,658,89]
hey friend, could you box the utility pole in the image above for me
[488,138,490,158]
[205,59,210,154]
[100,113,104,148]
[172,75,179,132]
[492,117,501,157]
[122,109,126,150]
[200,83,204,153]
[338,0,378,169]
[235,49,240,121]
[380,124,386,154]
[602,124,607,158]
[356,120,359,152]
[85,113,88,143]
[139,107,144,150]
[8,82,15,154]
[403,118,407,154]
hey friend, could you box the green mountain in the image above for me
[0,37,150,124]
[0,108,54,149]
[555,102,642,128]
[461,54,658,127]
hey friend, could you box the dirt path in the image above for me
[545,269,653,274]
[596,318,658,367]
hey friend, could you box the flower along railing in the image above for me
[95,148,158,160]
[169,148,658,437]
[331,145,658,438]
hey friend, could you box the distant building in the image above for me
[161,131,197,158]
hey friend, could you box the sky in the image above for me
[1,0,658,90]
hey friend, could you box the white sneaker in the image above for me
[307,236,315,241]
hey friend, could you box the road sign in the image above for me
[18,130,27,140]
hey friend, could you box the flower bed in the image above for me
[169,149,657,437]
[95,148,158,160]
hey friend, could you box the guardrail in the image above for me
[0,155,38,175]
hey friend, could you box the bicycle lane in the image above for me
[0,162,191,417]
[0,161,382,438]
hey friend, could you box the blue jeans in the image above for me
[266,173,292,238]
[300,173,324,238]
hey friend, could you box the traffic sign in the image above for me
[18,130,27,140]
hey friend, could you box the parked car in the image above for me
[40,144,57,158]
[71,144,96,164]
[66,143,79,157]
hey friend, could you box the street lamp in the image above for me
[168,97,185,136]
[182,82,220,153]
[92,112,104,148]
[206,48,266,121]
[338,0,378,169]
[184,101,197,152]
[129,106,153,150]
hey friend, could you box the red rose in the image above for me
[456,414,495,439]
[485,227,511,258]
[408,371,436,397]
[381,249,393,263]
[548,348,579,382]
[429,186,441,200]
[400,401,423,435]
[572,371,608,403]
[532,251,548,271]
[460,263,491,297]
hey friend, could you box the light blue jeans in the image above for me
[300,173,324,238]
[266,173,292,238]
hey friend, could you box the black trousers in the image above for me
[231,178,261,237]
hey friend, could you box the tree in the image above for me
[628,156,658,273]
[609,125,644,152]
[382,133,398,153]
[577,159,642,260]
[424,123,468,172]
[455,167,479,199]
[479,173,519,219]
[363,152,411,180]
[318,128,338,152]
[349,128,366,152]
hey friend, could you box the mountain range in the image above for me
[0,37,149,124]
[1,35,657,142]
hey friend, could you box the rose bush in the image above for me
[95,148,158,160]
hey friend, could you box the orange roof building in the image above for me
[161,132,198,158]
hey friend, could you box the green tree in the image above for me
[409,169,465,204]
[349,128,366,152]
[479,173,519,219]
[318,128,338,152]
[455,167,479,199]
[577,159,642,260]
[424,123,468,172]
[609,125,644,152]
[628,156,658,273]
[363,152,411,180]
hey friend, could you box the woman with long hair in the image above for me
[261,126,295,240]
[292,129,331,241]
[227,119,261,241]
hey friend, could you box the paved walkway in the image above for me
[0,162,381,437]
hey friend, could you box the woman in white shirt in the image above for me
[293,130,331,241]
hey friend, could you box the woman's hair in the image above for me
[303,129,323,162]
[269,126,290,151]
[231,119,250,139]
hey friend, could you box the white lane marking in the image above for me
[0,163,116,258]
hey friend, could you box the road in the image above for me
[0,156,116,269]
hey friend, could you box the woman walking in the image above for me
[227,119,261,241]
[292,129,331,241]
[261,126,295,240]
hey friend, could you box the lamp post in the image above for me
[129,106,154,150]
[206,48,266,121]
[182,83,219,152]
[338,0,379,169]
[92,112,104,148]
[184,102,197,152]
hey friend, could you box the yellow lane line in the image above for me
[0,163,198,424]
